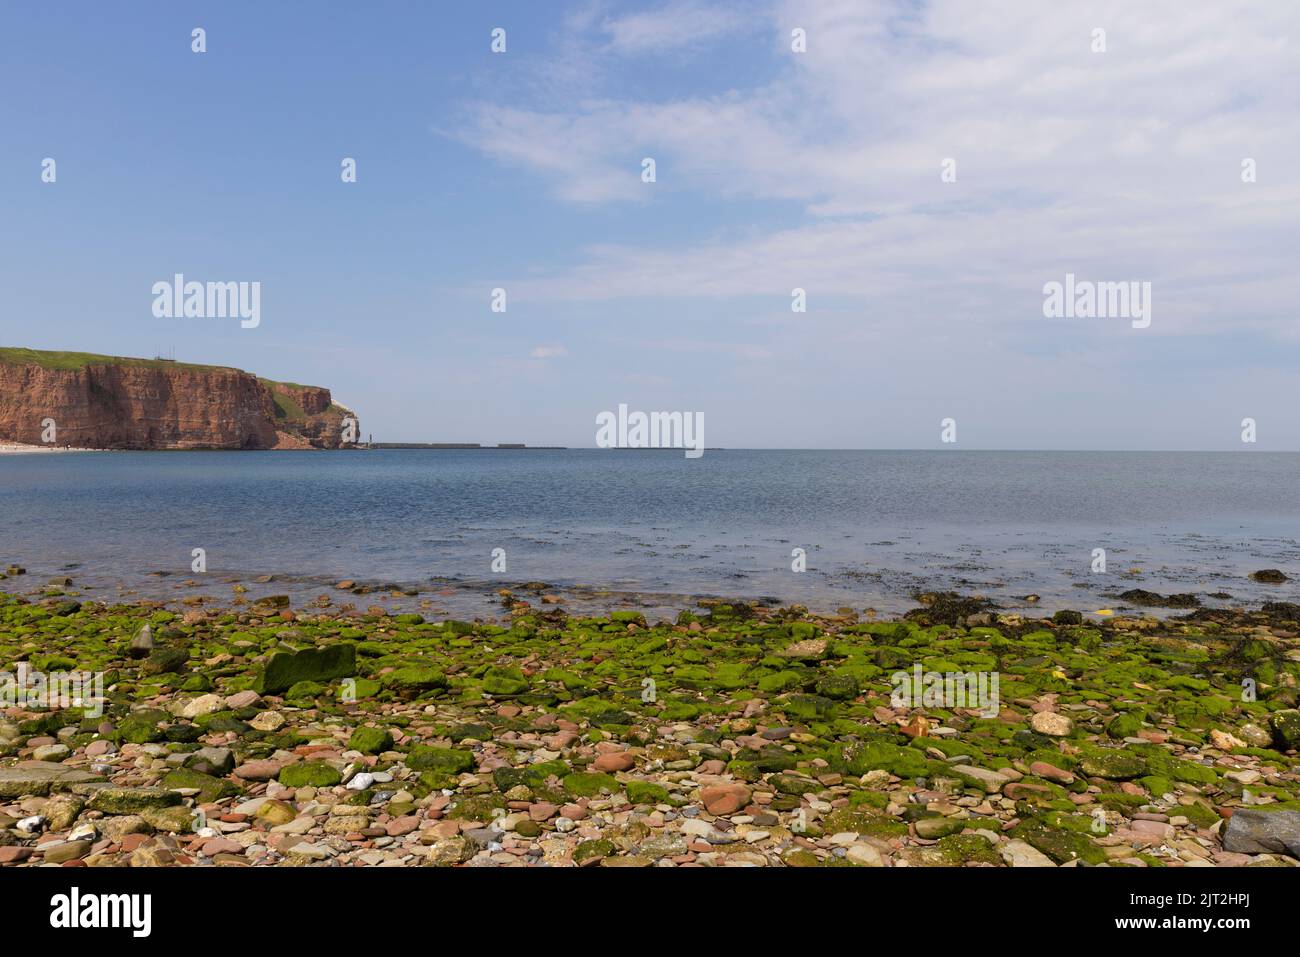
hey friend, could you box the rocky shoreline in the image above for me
[1,575,1298,868]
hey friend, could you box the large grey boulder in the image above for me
[1222,809,1300,858]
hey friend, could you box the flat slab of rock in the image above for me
[0,762,104,798]
[1029,712,1072,736]
[778,639,828,661]
[87,786,183,814]
[233,760,285,781]
[999,839,1057,867]
[1222,809,1300,857]
[255,642,357,694]
[951,765,1011,793]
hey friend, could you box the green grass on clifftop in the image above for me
[0,346,321,392]
[0,346,226,373]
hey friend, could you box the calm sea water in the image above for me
[3,449,1299,619]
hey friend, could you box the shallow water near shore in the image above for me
[3,449,1299,618]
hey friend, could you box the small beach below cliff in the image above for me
[0,442,104,454]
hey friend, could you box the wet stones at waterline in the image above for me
[0,589,1298,867]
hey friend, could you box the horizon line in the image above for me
[362,446,1298,454]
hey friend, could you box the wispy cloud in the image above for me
[529,344,570,359]
[449,0,1300,353]
[597,0,754,54]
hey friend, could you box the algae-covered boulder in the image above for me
[255,642,357,695]
[1250,569,1289,583]
[914,816,966,839]
[758,670,806,693]
[1270,710,1300,751]
[626,781,671,805]
[284,680,327,704]
[445,794,504,822]
[141,646,190,675]
[88,787,182,814]
[1105,711,1144,739]
[492,760,567,792]
[780,693,835,721]
[449,723,494,743]
[183,746,236,774]
[348,726,394,754]
[423,836,475,866]
[769,773,820,795]
[1078,749,1146,780]
[562,771,619,797]
[909,833,1002,866]
[161,767,239,803]
[1169,758,1218,785]
[816,673,860,700]
[481,666,529,696]
[277,761,343,788]
[782,848,821,867]
[407,746,475,775]
[381,666,448,692]
[1011,819,1107,865]
[114,709,169,745]
[820,805,908,839]
[727,750,799,781]
[140,806,197,833]
[573,839,617,864]
[834,739,930,778]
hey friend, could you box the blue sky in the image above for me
[2,1,1298,449]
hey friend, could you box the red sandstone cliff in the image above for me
[0,350,358,450]
[265,381,357,450]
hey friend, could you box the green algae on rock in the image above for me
[255,643,357,694]
[0,587,1298,868]
[277,762,343,789]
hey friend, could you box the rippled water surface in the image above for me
[4,449,1299,618]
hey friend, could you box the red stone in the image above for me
[700,784,751,816]
[593,752,635,772]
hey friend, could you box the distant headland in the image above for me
[0,347,359,451]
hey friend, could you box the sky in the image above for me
[2,0,1298,449]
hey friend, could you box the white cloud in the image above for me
[529,344,570,359]
[597,0,751,54]
[454,0,1300,347]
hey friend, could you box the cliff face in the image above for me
[0,349,358,450]
[265,382,357,450]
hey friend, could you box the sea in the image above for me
[3,449,1299,621]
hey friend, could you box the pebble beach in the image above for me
[1,567,1298,868]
